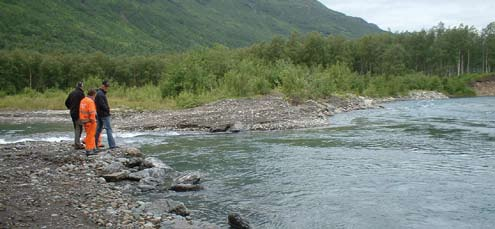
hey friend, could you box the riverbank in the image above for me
[0,142,219,228]
[472,75,495,96]
[0,91,448,133]
[0,91,454,228]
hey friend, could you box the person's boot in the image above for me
[85,150,97,156]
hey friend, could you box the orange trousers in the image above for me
[83,122,97,151]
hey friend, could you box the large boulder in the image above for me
[128,167,174,190]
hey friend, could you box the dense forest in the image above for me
[1,22,494,109]
[0,0,381,54]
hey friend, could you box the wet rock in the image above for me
[174,172,201,185]
[138,176,173,191]
[102,171,130,182]
[143,157,173,171]
[170,184,204,192]
[228,213,250,229]
[128,168,172,181]
[209,124,231,133]
[145,199,190,217]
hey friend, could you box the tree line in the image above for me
[251,22,495,76]
[0,22,494,105]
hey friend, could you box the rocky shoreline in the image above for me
[0,91,449,133]
[0,142,219,228]
[0,91,449,228]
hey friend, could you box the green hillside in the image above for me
[0,0,382,54]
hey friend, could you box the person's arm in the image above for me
[65,93,71,110]
[95,92,110,114]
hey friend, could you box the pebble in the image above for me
[1,142,221,228]
[97,219,105,225]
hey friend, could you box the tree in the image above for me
[482,22,495,73]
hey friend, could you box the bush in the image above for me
[175,91,201,108]
[222,59,273,97]
[278,61,309,102]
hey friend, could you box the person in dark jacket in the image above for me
[95,80,117,149]
[65,81,85,149]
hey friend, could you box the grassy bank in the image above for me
[0,72,487,111]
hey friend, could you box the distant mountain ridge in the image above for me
[0,0,383,54]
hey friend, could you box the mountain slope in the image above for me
[0,0,382,54]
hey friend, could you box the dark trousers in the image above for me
[71,114,83,146]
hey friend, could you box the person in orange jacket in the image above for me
[79,89,98,156]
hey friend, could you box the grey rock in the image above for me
[145,199,190,217]
[143,157,173,171]
[169,203,190,217]
[102,171,130,182]
[174,172,201,185]
[116,157,129,164]
[139,177,162,186]
[125,157,143,168]
[97,161,126,175]
[124,147,143,158]
[97,177,107,184]
[137,184,156,191]
[128,168,170,181]
[209,124,231,133]
[230,121,244,133]
[228,213,250,229]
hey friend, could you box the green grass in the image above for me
[0,72,486,111]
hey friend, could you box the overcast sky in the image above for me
[318,0,494,32]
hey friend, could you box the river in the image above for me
[1,97,495,228]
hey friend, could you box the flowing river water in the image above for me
[1,97,495,228]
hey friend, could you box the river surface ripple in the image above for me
[142,97,495,228]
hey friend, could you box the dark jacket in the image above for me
[65,87,85,119]
[95,88,110,118]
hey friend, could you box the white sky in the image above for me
[318,0,495,32]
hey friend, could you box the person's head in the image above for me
[101,80,110,91]
[87,88,96,98]
[76,81,84,89]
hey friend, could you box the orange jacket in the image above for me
[79,97,96,123]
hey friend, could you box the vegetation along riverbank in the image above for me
[1,22,495,111]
